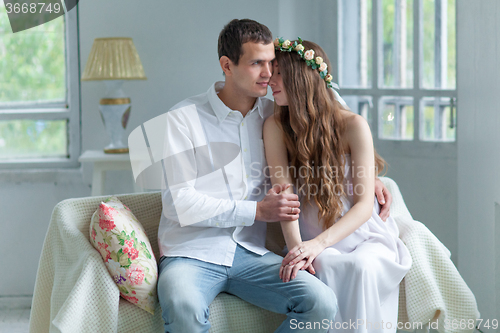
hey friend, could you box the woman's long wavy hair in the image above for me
[274,40,386,230]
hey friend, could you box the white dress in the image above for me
[299,155,412,333]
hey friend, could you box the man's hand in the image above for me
[255,184,300,222]
[280,259,312,283]
[375,178,392,221]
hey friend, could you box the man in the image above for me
[156,19,391,333]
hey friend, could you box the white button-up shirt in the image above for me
[157,82,274,266]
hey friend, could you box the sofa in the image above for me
[29,177,479,333]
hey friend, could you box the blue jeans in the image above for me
[157,244,337,333]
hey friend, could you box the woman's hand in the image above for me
[280,238,326,279]
[375,178,392,221]
[279,258,308,282]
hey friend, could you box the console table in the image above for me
[79,150,140,196]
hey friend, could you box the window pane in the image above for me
[381,0,414,88]
[340,0,372,88]
[342,95,373,126]
[422,104,435,140]
[0,119,67,159]
[422,0,435,87]
[0,6,66,104]
[422,0,456,89]
[446,0,456,89]
[379,97,414,140]
[380,103,396,137]
[420,97,455,141]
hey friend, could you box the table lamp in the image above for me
[82,37,147,153]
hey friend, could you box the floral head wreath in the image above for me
[274,37,339,90]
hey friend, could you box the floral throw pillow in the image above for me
[89,196,157,314]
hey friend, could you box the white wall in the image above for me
[457,0,500,323]
[1,0,282,297]
[0,172,90,296]
[79,0,281,154]
[380,154,458,258]
[0,0,476,307]
[79,0,460,289]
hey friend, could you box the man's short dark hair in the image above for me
[218,19,273,65]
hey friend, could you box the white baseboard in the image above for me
[0,296,32,310]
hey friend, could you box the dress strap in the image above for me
[330,86,349,110]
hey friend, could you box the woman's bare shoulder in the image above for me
[340,110,370,135]
[338,110,372,155]
[263,114,281,134]
[264,113,277,125]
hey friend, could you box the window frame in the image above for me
[334,0,457,159]
[0,6,80,169]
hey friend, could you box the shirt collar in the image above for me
[207,81,265,123]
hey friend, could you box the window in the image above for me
[338,0,456,145]
[0,2,79,168]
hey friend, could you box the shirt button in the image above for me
[244,196,247,200]
[216,223,219,226]
[244,148,248,152]
[242,222,246,226]
[241,122,244,126]
[246,174,249,178]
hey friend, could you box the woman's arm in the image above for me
[262,115,302,250]
[282,113,376,269]
[317,113,375,246]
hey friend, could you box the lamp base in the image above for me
[99,97,131,154]
[104,147,129,154]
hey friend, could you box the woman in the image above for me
[264,38,412,332]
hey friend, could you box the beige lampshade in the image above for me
[81,37,147,81]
